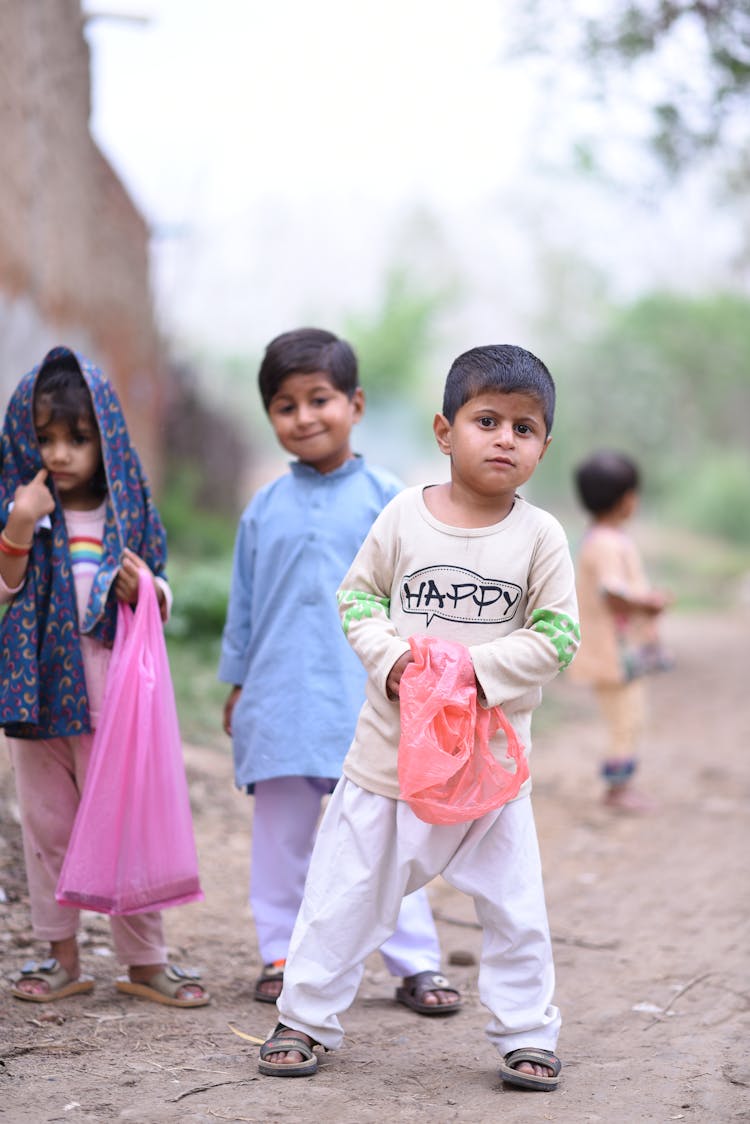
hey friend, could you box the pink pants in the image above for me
[7,734,167,967]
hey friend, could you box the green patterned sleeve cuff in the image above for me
[337,589,391,635]
[529,609,580,669]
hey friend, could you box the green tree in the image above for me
[510,0,750,184]
[344,264,455,401]
[542,289,750,542]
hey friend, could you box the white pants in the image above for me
[250,776,441,976]
[278,779,559,1056]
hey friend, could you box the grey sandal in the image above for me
[498,1047,562,1091]
[258,1023,319,1077]
[395,970,462,1015]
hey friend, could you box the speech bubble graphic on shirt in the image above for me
[400,566,522,627]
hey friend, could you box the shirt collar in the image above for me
[290,454,363,481]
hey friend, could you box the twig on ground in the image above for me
[206,1111,257,1122]
[642,972,713,1031]
[1,1042,90,1059]
[171,1078,258,1102]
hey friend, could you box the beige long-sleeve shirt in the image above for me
[337,486,580,801]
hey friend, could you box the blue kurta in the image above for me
[218,455,401,787]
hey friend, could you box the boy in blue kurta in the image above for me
[219,328,461,1012]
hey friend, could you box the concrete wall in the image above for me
[0,0,165,485]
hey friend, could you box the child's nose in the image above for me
[48,441,71,463]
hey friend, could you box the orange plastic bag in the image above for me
[397,635,529,825]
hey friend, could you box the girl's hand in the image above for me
[386,651,414,700]
[223,686,242,737]
[115,549,166,616]
[11,469,55,531]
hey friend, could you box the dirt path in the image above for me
[1,608,749,1123]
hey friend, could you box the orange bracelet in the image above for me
[0,530,31,557]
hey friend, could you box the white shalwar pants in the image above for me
[250,775,441,977]
[278,779,560,1057]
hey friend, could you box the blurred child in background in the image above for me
[571,450,672,813]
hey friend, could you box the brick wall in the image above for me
[0,0,165,485]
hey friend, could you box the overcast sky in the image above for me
[83,0,739,356]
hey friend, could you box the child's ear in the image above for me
[433,413,452,456]
[351,387,365,422]
[538,434,552,462]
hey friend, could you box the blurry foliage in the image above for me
[538,289,750,543]
[510,0,750,186]
[584,0,750,177]
[344,265,454,400]
[165,554,233,641]
[160,465,237,560]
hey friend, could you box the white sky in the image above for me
[83,0,742,356]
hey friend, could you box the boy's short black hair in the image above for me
[441,345,555,434]
[258,328,358,411]
[574,450,640,515]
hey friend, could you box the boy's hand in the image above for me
[115,549,166,617]
[386,651,414,700]
[223,685,242,736]
[11,469,54,531]
[643,589,673,615]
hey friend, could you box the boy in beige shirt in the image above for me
[257,344,579,1091]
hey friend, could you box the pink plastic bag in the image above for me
[56,570,204,915]
[398,635,530,825]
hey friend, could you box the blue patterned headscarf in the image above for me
[0,346,167,739]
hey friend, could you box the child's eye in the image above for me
[312,397,330,407]
[478,416,496,428]
[516,423,531,435]
[36,433,49,446]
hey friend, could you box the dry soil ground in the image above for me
[1,608,749,1123]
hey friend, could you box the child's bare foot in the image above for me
[603,785,657,814]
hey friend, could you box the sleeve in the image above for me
[154,575,173,620]
[595,533,648,599]
[217,509,257,685]
[0,570,24,605]
[336,505,410,698]
[470,518,580,708]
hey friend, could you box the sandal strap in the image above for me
[164,964,203,983]
[260,1023,317,1062]
[259,962,285,980]
[404,970,460,999]
[504,1048,561,1077]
